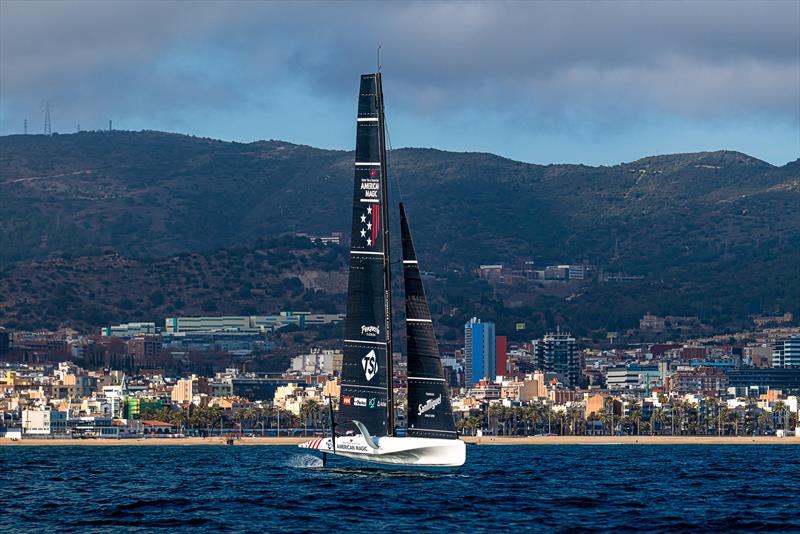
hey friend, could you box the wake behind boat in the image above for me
[299,73,465,468]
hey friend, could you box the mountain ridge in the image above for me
[0,130,797,335]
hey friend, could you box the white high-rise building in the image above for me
[772,336,800,368]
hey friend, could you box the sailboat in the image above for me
[299,73,466,467]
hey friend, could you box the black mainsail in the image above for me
[338,73,394,438]
[400,203,458,439]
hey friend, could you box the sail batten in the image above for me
[400,203,458,439]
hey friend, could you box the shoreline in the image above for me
[2,435,798,446]
[462,435,800,445]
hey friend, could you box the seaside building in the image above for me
[496,336,508,378]
[22,408,69,436]
[211,369,289,402]
[606,364,661,390]
[290,348,343,375]
[164,312,345,334]
[772,336,800,368]
[668,366,728,396]
[727,368,800,394]
[126,336,163,367]
[125,396,163,419]
[465,318,496,386]
[533,330,579,388]
[101,322,157,338]
[161,330,270,355]
[171,375,211,403]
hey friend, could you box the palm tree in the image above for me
[773,401,787,433]
[651,408,666,436]
[718,405,731,436]
[456,415,469,435]
[464,416,481,436]
[704,397,719,436]
[521,405,538,436]
[598,409,611,436]
[586,411,600,436]
[210,405,224,435]
[628,401,642,436]
[787,410,798,433]
[566,405,581,436]
[300,400,320,436]
[671,400,686,436]
[757,410,772,435]
[231,408,245,431]
[487,403,503,436]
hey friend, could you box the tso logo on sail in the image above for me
[361,350,378,381]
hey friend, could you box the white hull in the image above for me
[299,435,466,467]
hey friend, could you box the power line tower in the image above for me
[23,118,27,135]
[43,101,52,135]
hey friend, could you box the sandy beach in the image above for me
[2,435,799,446]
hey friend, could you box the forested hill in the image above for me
[1,131,798,334]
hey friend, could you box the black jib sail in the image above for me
[400,203,457,439]
[337,73,393,438]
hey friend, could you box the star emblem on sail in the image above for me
[362,349,378,381]
[360,204,380,248]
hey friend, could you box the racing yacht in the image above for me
[299,73,465,467]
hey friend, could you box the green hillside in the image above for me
[1,131,797,337]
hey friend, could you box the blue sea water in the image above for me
[1,444,798,532]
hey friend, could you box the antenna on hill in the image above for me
[23,118,27,135]
[109,119,112,132]
[42,101,52,135]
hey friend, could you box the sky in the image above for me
[1,0,798,166]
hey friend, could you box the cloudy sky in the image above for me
[1,0,798,165]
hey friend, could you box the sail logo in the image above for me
[418,394,442,417]
[354,397,367,407]
[361,350,378,381]
[342,396,352,406]
[361,325,380,337]
[358,203,381,248]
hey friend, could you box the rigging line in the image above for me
[381,98,405,206]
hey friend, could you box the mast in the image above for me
[375,72,395,435]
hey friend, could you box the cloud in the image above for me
[1,0,797,162]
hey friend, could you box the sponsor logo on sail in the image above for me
[368,398,376,408]
[354,397,367,407]
[361,350,378,381]
[361,325,380,337]
[342,396,352,406]
[418,394,442,417]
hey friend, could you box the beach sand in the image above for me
[2,435,798,446]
